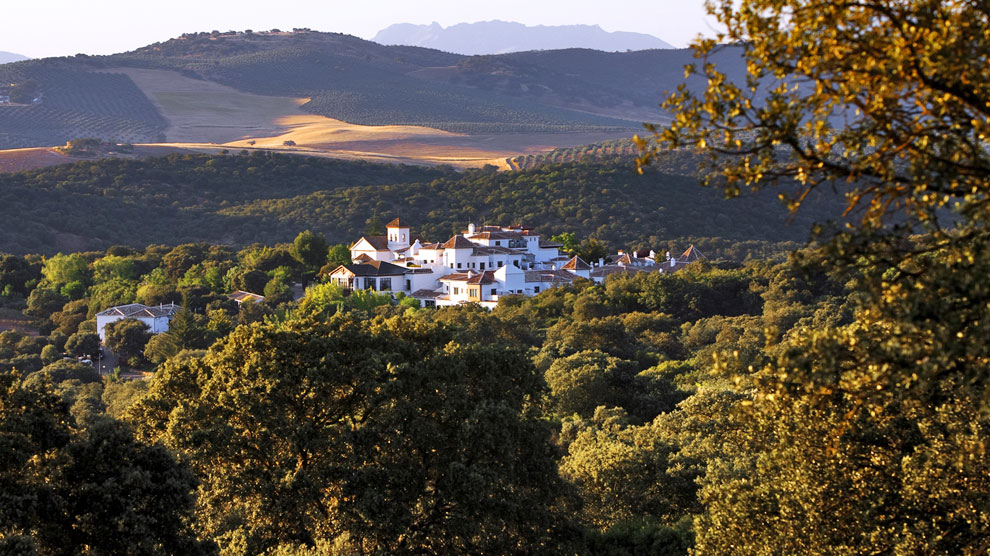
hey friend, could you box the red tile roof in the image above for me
[353,235,389,250]
[330,260,408,277]
[561,256,591,270]
[229,291,265,303]
[442,235,475,249]
[467,271,497,285]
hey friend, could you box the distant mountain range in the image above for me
[0,51,29,65]
[373,21,673,55]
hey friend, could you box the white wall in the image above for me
[96,315,167,342]
[495,264,525,294]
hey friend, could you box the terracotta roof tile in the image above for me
[229,291,265,303]
[331,261,408,277]
[411,289,445,299]
[561,256,591,270]
[467,271,497,285]
[353,235,389,250]
[524,270,576,284]
[442,235,475,249]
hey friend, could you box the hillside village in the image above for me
[90,219,702,343]
[327,218,702,308]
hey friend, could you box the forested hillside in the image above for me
[0,151,834,255]
[0,222,852,555]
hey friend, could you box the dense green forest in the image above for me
[0,151,832,256]
[0,222,849,555]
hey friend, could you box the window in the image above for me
[470,288,479,298]
[480,262,485,270]
[491,288,497,296]
[495,241,501,246]
[366,278,376,290]
[534,286,540,293]
[401,233,406,241]
[406,280,411,290]
[380,278,392,291]
[498,261,503,267]
[457,263,462,269]
[453,287,459,295]
[513,261,519,267]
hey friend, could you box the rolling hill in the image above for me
[0,151,838,256]
[0,30,745,152]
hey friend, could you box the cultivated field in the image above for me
[111,68,309,143]
[0,147,72,173]
[0,67,637,172]
[119,68,636,167]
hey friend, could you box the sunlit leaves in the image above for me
[639,0,990,236]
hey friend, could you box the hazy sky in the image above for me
[1,0,716,58]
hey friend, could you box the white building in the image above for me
[94,303,180,341]
[328,218,697,308]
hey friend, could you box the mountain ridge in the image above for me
[0,51,30,65]
[373,20,673,54]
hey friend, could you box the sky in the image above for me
[0,0,717,59]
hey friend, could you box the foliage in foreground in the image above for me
[129,314,581,555]
[634,0,990,553]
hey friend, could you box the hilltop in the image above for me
[372,20,674,54]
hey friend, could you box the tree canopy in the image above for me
[637,1,990,553]
[128,314,579,554]
[638,0,990,236]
